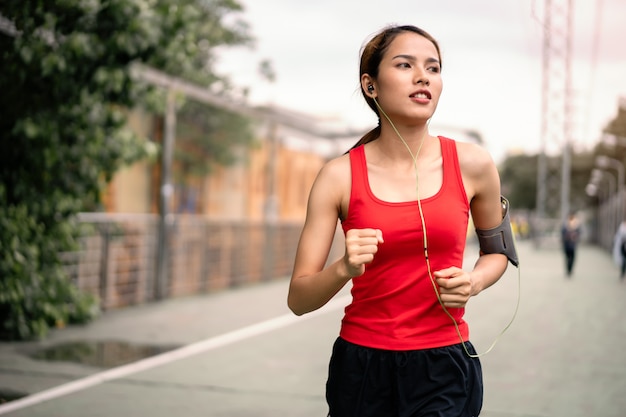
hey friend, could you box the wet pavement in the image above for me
[0,240,625,417]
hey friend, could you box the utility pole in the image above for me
[536,0,574,233]
[155,88,176,300]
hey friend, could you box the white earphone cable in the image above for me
[373,97,521,358]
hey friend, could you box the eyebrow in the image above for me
[391,54,440,65]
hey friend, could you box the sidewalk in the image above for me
[0,240,625,417]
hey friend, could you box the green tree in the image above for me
[499,150,596,214]
[499,153,538,210]
[0,0,255,340]
[174,99,257,212]
[593,102,626,169]
[604,101,626,140]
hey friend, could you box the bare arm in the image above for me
[287,156,383,315]
[434,143,508,307]
[466,144,509,295]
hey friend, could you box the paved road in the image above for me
[0,240,625,417]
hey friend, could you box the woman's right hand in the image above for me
[343,228,384,277]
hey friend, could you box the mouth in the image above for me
[410,90,431,100]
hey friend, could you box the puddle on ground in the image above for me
[27,340,181,368]
[0,388,28,404]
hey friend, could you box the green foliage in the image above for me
[174,99,255,213]
[176,100,255,177]
[0,0,255,339]
[499,150,597,214]
[499,104,626,219]
[595,104,626,165]
[0,184,99,340]
[149,0,252,87]
[605,104,626,140]
[499,154,539,211]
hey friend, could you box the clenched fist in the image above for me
[433,267,473,308]
[343,228,384,277]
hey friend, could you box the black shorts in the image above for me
[326,337,483,417]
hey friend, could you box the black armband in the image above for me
[475,196,519,267]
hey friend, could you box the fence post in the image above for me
[262,222,276,281]
[200,221,211,292]
[99,222,111,311]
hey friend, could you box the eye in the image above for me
[427,65,441,73]
[396,62,411,69]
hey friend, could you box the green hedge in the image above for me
[0,185,99,340]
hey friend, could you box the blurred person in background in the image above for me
[561,212,581,277]
[613,220,626,280]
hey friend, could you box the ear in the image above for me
[361,74,375,97]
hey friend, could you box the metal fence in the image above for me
[61,198,623,313]
[61,214,343,311]
[591,191,625,252]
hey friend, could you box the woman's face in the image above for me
[373,32,443,124]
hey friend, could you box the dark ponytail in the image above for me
[347,124,380,153]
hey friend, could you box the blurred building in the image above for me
[101,105,365,222]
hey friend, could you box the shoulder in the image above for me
[304,151,353,220]
[309,152,351,202]
[453,140,497,178]
[450,139,501,207]
[317,151,351,183]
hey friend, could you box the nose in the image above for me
[414,68,430,86]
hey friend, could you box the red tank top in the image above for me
[340,136,470,350]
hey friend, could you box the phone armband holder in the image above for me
[475,196,519,267]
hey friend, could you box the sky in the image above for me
[215,0,626,162]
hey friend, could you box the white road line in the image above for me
[0,295,350,415]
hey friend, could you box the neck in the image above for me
[377,122,431,160]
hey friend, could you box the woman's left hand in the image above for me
[433,267,474,308]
